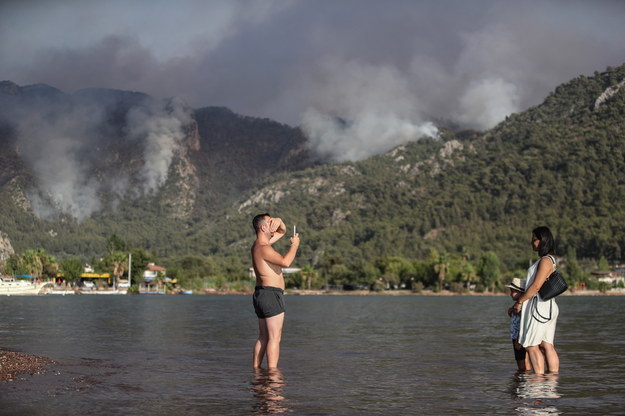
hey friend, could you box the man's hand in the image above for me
[290,233,300,247]
[269,217,285,233]
[268,218,286,245]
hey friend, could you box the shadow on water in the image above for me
[250,368,292,415]
[509,372,560,415]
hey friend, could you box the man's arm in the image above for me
[260,234,300,267]
[268,217,286,245]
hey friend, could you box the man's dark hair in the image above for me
[532,226,555,257]
[253,213,270,232]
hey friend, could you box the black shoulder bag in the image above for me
[538,255,568,301]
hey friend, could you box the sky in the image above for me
[2,0,625,163]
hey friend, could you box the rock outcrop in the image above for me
[594,79,625,110]
[0,231,15,262]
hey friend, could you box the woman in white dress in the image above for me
[512,226,560,374]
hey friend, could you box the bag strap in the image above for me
[544,255,556,271]
[531,296,553,323]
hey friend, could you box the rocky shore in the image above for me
[0,349,55,381]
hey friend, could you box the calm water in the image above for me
[0,295,623,415]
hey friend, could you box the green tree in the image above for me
[105,251,128,287]
[460,260,478,290]
[374,256,415,289]
[565,246,584,286]
[434,252,451,291]
[22,249,44,277]
[61,257,84,283]
[478,251,502,292]
[40,250,59,280]
[300,265,317,290]
[106,234,128,254]
[12,249,58,279]
[129,248,153,286]
[597,256,610,272]
[174,255,218,279]
[409,258,435,288]
[5,253,28,276]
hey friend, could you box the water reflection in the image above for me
[510,372,560,415]
[251,368,292,415]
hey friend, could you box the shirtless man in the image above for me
[251,213,300,369]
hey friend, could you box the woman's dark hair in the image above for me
[532,226,555,257]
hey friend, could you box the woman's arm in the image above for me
[513,257,553,313]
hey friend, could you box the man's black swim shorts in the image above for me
[253,286,285,319]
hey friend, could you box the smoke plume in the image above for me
[11,90,191,221]
[2,0,624,162]
[301,60,438,161]
[126,97,190,195]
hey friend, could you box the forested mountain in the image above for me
[0,81,316,259]
[193,64,625,273]
[0,63,624,288]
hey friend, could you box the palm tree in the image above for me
[22,249,44,278]
[300,265,317,290]
[459,248,477,289]
[434,252,450,291]
[106,252,128,287]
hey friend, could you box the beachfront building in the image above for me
[141,263,168,293]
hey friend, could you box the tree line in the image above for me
[2,233,621,294]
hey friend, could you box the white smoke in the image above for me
[456,78,520,130]
[3,1,624,163]
[302,109,437,162]
[126,97,191,195]
[16,102,105,221]
[301,60,438,162]
[13,93,191,221]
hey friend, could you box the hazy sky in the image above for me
[2,0,625,158]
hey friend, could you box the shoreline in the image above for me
[204,288,625,296]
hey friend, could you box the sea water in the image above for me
[0,294,623,415]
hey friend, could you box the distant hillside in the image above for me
[191,106,316,212]
[0,81,315,257]
[1,63,624,274]
[193,64,625,270]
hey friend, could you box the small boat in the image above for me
[79,289,126,295]
[0,276,52,295]
[46,289,78,296]
[179,290,193,295]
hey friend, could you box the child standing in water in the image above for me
[507,278,531,372]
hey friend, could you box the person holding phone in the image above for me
[251,213,300,369]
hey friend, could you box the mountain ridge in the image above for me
[1,63,624,275]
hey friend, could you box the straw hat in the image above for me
[506,277,526,292]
